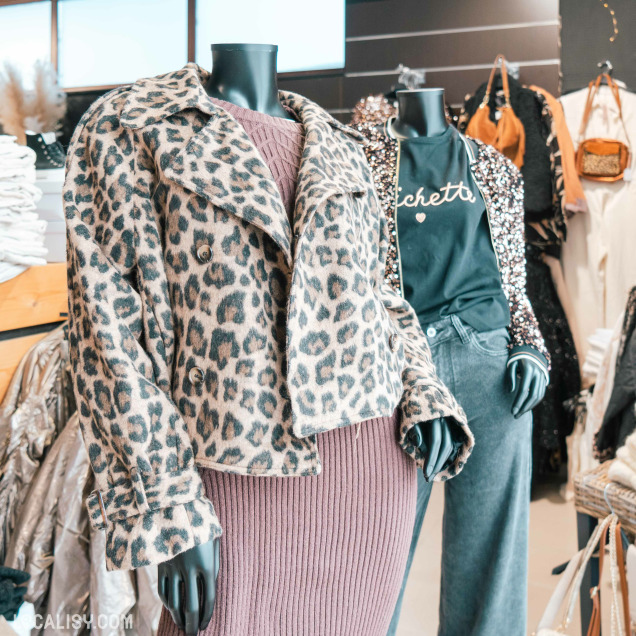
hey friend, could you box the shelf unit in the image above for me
[0,263,68,402]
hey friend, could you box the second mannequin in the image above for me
[353,88,549,636]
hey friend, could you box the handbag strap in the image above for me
[605,518,630,636]
[589,516,630,636]
[577,74,632,155]
[559,515,615,630]
[616,524,631,636]
[480,54,512,109]
[535,549,585,631]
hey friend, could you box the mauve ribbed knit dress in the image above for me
[156,98,418,636]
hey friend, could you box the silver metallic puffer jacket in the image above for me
[0,325,74,562]
[0,327,161,635]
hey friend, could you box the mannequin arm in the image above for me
[408,417,463,481]
[158,537,220,636]
[507,358,548,418]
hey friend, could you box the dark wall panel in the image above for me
[277,76,342,110]
[560,0,636,93]
[345,24,559,73]
[346,0,557,37]
[342,63,560,114]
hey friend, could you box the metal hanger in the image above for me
[384,64,427,100]
[603,481,630,553]
[598,59,614,85]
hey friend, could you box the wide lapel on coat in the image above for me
[120,62,292,264]
[279,91,369,246]
[119,63,371,265]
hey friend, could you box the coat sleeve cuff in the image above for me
[86,466,222,571]
[508,345,550,384]
[397,384,474,481]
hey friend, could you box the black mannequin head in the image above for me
[203,43,294,120]
[390,88,449,139]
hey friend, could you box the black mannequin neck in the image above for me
[203,43,294,120]
[391,89,449,139]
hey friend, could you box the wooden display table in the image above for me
[0,263,68,401]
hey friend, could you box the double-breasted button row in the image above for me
[189,366,204,385]
[196,244,212,263]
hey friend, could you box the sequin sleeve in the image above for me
[469,140,551,372]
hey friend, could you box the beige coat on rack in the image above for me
[561,83,636,361]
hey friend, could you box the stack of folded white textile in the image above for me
[609,419,636,491]
[582,328,615,382]
[0,135,47,284]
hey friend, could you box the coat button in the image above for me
[389,333,398,352]
[196,244,212,263]
[426,327,437,338]
[188,367,204,385]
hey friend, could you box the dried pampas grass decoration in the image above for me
[0,60,66,145]
[26,60,66,134]
[0,62,27,144]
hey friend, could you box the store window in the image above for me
[0,1,51,88]
[57,0,188,87]
[195,0,345,73]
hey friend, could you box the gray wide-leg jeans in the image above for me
[388,315,532,636]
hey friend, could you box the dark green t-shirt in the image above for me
[395,125,510,331]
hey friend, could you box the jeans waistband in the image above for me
[419,314,471,346]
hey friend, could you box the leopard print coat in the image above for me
[64,63,472,571]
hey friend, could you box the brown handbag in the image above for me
[575,73,632,182]
[466,54,526,168]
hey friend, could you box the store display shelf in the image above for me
[0,263,68,333]
[0,264,68,402]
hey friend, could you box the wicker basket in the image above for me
[574,461,636,535]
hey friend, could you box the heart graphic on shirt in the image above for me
[415,212,427,223]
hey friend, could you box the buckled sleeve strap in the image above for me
[86,465,209,530]
[86,466,222,572]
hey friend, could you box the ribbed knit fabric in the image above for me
[157,413,417,636]
[157,102,417,636]
[208,96,304,220]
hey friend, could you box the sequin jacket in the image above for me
[63,65,473,571]
[351,95,550,372]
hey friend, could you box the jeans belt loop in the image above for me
[450,314,471,345]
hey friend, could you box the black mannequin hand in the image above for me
[158,537,220,636]
[507,358,548,418]
[408,417,461,481]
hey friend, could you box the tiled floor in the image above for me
[394,479,611,635]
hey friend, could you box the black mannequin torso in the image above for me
[391,89,449,138]
[203,43,294,120]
